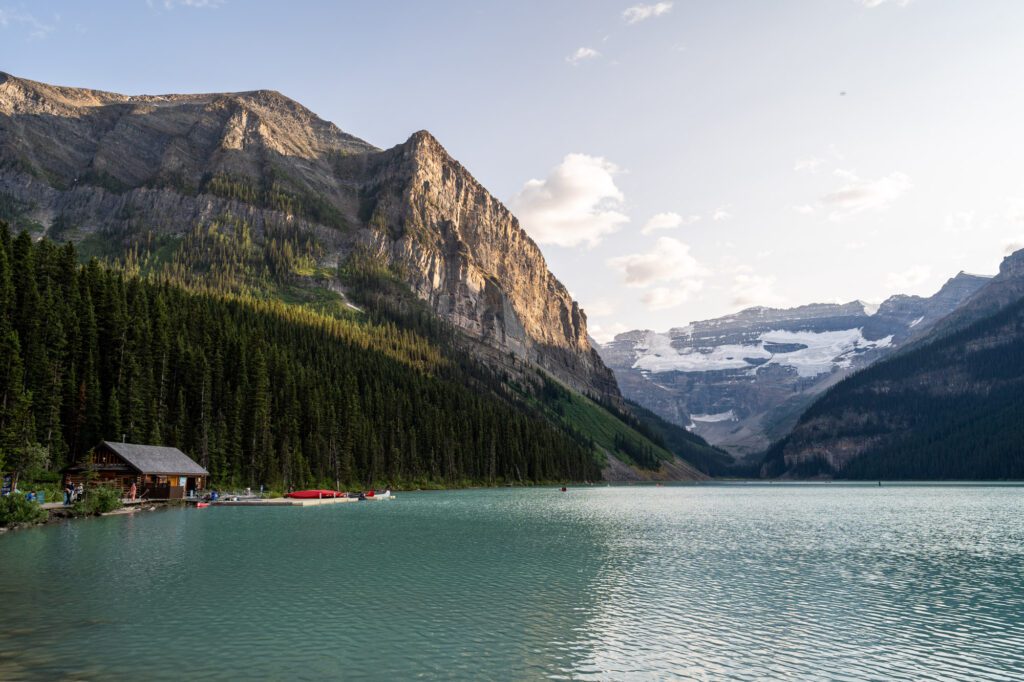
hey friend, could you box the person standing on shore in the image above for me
[129,481,137,501]
[64,481,73,505]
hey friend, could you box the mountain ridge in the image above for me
[761,248,1024,479]
[0,71,619,404]
[598,270,990,459]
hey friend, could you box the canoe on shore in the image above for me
[284,490,347,499]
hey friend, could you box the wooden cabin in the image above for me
[66,441,209,499]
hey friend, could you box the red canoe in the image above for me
[284,489,346,499]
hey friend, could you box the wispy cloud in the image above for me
[641,286,700,311]
[623,2,673,24]
[944,211,977,234]
[820,169,911,220]
[150,0,225,8]
[589,322,630,344]
[641,211,700,234]
[712,207,733,222]
[566,47,600,65]
[885,265,930,291]
[0,7,56,39]
[794,157,824,174]
[510,153,628,248]
[731,267,787,308]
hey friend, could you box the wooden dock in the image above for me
[214,496,361,507]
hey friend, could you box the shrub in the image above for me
[72,485,123,516]
[0,495,48,526]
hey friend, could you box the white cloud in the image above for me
[566,47,600,65]
[1005,237,1024,256]
[844,240,867,251]
[581,297,618,317]
[623,1,673,24]
[731,267,787,308]
[885,265,930,291]
[944,211,976,234]
[820,170,911,220]
[1005,198,1024,223]
[607,237,708,288]
[510,153,629,248]
[794,158,824,174]
[589,322,630,344]
[712,207,733,222]
[641,211,700,234]
[642,285,701,311]
[793,204,815,215]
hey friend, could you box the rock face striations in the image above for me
[350,131,617,400]
[0,72,618,403]
[598,272,990,459]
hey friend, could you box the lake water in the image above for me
[2,485,1024,680]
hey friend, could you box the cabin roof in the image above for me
[100,441,209,476]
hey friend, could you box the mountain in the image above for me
[598,272,990,460]
[0,72,717,481]
[762,249,1024,479]
[0,223,606,487]
[0,72,616,404]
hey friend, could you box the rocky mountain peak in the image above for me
[359,123,617,400]
[1000,248,1024,276]
[0,73,619,403]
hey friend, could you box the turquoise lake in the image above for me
[2,484,1024,680]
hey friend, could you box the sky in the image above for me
[3,0,1024,340]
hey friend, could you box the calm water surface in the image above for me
[2,485,1024,680]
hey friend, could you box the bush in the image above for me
[0,495,48,526]
[72,485,123,516]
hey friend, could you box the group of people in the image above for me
[63,481,85,506]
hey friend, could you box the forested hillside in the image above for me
[761,290,1024,480]
[0,221,718,487]
[0,222,606,488]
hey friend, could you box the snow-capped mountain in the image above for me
[598,272,990,459]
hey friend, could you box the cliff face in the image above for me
[0,72,619,402]
[353,132,617,399]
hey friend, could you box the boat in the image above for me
[359,489,391,501]
[284,489,347,499]
[195,502,210,508]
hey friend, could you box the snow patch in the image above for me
[859,300,881,316]
[633,328,895,378]
[908,316,924,328]
[690,410,736,423]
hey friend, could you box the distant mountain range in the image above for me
[762,249,1024,479]
[599,272,990,460]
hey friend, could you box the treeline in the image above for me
[624,400,737,476]
[612,433,660,470]
[0,222,601,488]
[204,170,348,230]
[762,294,1024,480]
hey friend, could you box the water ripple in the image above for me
[1,485,1023,680]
